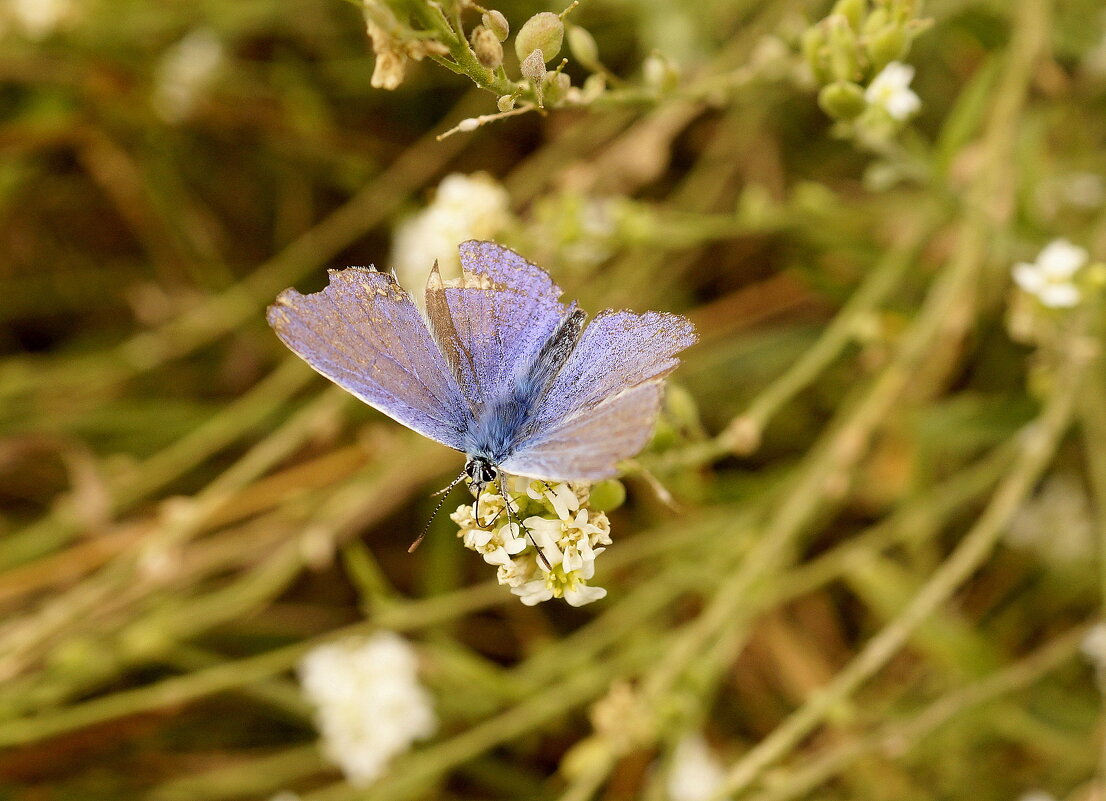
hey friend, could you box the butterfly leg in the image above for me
[499,475,552,571]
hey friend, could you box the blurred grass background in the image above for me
[2,0,1106,799]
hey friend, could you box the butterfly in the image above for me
[267,240,696,542]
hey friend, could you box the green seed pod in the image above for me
[818,80,867,120]
[497,94,516,112]
[482,9,509,42]
[515,11,564,63]
[471,25,504,69]
[567,25,600,71]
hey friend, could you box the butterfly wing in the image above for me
[267,267,471,451]
[425,240,568,415]
[500,310,697,480]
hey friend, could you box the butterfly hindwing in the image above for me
[500,309,697,479]
[267,267,470,451]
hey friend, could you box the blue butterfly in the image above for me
[267,240,696,528]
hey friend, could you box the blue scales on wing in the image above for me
[500,309,698,480]
[266,267,471,452]
[425,240,579,461]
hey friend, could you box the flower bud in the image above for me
[800,25,829,84]
[643,53,679,91]
[515,11,563,63]
[470,25,504,69]
[567,25,600,71]
[497,94,515,112]
[588,479,625,512]
[542,70,571,104]
[831,0,867,29]
[818,80,866,120]
[865,24,907,73]
[826,14,860,82]
[482,9,509,42]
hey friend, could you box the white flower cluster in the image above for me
[1012,239,1090,309]
[1,0,74,39]
[298,632,436,786]
[392,173,511,293]
[666,732,727,801]
[1006,472,1094,563]
[152,29,225,124]
[1081,622,1106,687]
[865,61,921,121]
[451,478,612,607]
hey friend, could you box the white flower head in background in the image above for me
[1006,472,1094,562]
[299,632,436,786]
[391,173,511,295]
[1081,622,1106,686]
[666,732,727,801]
[4,0,74,39]
[1012,239,1089,309]
[1017,792,1058,801]
[152,29,225,124]
[865,62,921,121]
[451,478,612,607]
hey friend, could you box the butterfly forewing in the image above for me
[267,267,470,451]
[425,240,568,415]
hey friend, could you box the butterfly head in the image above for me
[464,456,498,499]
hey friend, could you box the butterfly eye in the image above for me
[480,463,498,484]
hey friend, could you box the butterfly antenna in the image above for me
[500,476,551,571]
[409,470,467,553]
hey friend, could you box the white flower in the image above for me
[299,633,436,786]
[1081,622,1106,670]
[152,29,225,124]
[462,521,527,566]
[6,0,73,39]
[1006,472,1094,562]
[1012,239,1089,308]
[1017,792,1057,801]
[666,732,727,801]
[391,173,511,294]
[865,62,921,121]
[454,480,611,606]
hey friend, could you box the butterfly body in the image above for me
[267,241,696,492]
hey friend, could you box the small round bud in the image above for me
[458,117,480,132]
[497,94,516,112]
[482,10,509,42]
[515,11,564,63]
[471,25,504,69]
[567,25,600,71]
[818,80,866,120]
[643,53,679,91]
[588,480,626,512]
[542,70,571,103]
